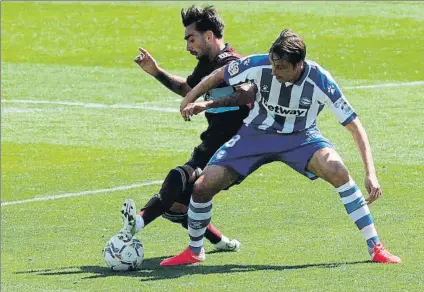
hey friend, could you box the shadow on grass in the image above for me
[16,255,372,282]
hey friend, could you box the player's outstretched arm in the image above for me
[208,82,257,108]
[344,117,382,205]
[134,47,191,97]
[181,82,257,119]
[180,67,226,120]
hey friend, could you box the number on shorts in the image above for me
[224,135,241,148]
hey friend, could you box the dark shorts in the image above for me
[177,108,248,206]
[185,108,249,170]
[208,125,334,184]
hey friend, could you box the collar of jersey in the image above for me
[293,62,310,86]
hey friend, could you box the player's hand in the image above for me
[364,173,382,205]
[232,82,257,106]
[180,96,194,121]
[133,47,159,76]
[233,82,257,94]
[180,97,190,114]
[181,102,209,121]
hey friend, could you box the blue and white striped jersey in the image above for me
[223,54,357,133]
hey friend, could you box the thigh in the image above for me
[173,165,237,205]
[197,165,239,195]
[185,138,231,171]
[192,165,239,202]
[306,147,350,186]
[279,141,334,180]
[186,115,245,170]
[185,142,215,170]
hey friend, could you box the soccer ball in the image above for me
[103,234,144,271]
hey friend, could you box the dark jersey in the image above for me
[186,43,242,91]
[185,44,250,156]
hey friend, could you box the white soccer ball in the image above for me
[103,234,144,271]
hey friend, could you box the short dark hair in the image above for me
[269,29,306,66]
[181,5,224,39]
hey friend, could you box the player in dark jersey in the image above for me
[119,5,255,251]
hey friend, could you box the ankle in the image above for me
[219,235,229,244]
[135,214,145,233]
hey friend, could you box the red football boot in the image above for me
[370,243,401,264]
[160,247,205,266]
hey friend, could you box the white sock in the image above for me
[135,214,145,233]
[336,179,380,250]
[214,235,230,248]
[219,235,229,244]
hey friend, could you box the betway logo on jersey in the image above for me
[262,99,307,117]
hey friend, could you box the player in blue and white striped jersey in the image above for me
[160,29,401,266]
[223,55,356,134]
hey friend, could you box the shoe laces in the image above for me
[119,228,132,240]
[186,247,204,258]
[373,243,392,257]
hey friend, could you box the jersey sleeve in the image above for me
[327,95,357,126]
[315,70,357,126]
[186,53,241,88]
[223,54,270,86]
[217,51,242,65]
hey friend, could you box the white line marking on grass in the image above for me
[1,81,423,112]
[344,81,424,90]
[1,80,423,207]
[1,180,163,207]
[1,100,179,113]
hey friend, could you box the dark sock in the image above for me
[140,194,167,226]
[140,167,189,226]
[205,223,223,244]
[154,166,226,244]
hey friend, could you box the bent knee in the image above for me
[191,173,222,203]
[182,165,198,183]
[326,160,349,181]
[169,202,188,213]
[309,148,350,186]
[192,178,211,202]
[191,165,236,203]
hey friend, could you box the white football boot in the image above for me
[214,235,241,252]
[119,199,137,239]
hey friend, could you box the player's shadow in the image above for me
[16,255,372,282]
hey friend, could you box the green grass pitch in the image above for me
[1,1,423,291]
